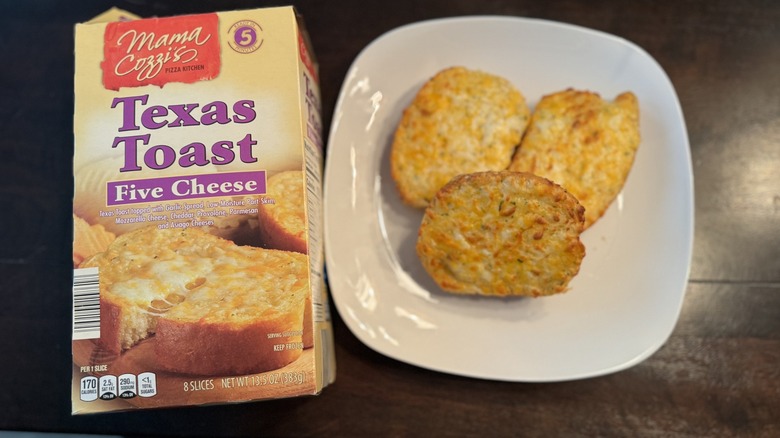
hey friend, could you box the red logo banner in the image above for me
[102,13,220,90]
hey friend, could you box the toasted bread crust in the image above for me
[416,171,585,297]
[508,89,640,228]
[155,314,303,376]
[391,67,530,208]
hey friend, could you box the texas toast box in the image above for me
[71,6,335,414]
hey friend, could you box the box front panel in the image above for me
[72,7,328,414]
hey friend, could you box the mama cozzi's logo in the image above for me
[102,13,220,90]
[227,20,263,54]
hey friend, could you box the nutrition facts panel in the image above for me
[304,139,327,322]
[79,372,157,402]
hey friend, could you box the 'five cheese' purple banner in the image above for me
[106,170,266,206]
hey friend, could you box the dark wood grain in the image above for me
[0,0,778,436]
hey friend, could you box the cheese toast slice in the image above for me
[80,226,308,375]
[416,171,585,297]
[509,89,640,228]
[391,67,530,208]
[258,170,308,254]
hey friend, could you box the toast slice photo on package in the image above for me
[71,6,335,414]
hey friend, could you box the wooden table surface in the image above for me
[1,0,778,436]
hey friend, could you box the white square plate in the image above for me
[323,16,693,381]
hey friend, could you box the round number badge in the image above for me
[228,20,263,53]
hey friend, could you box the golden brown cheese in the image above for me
[391,67,530,208]
[416,171,585,297]
[508,89,640,228]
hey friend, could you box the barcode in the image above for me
[72,267,101,340]
[320,326,335,386]
[313,301,326,322]
[311,279,331,323]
